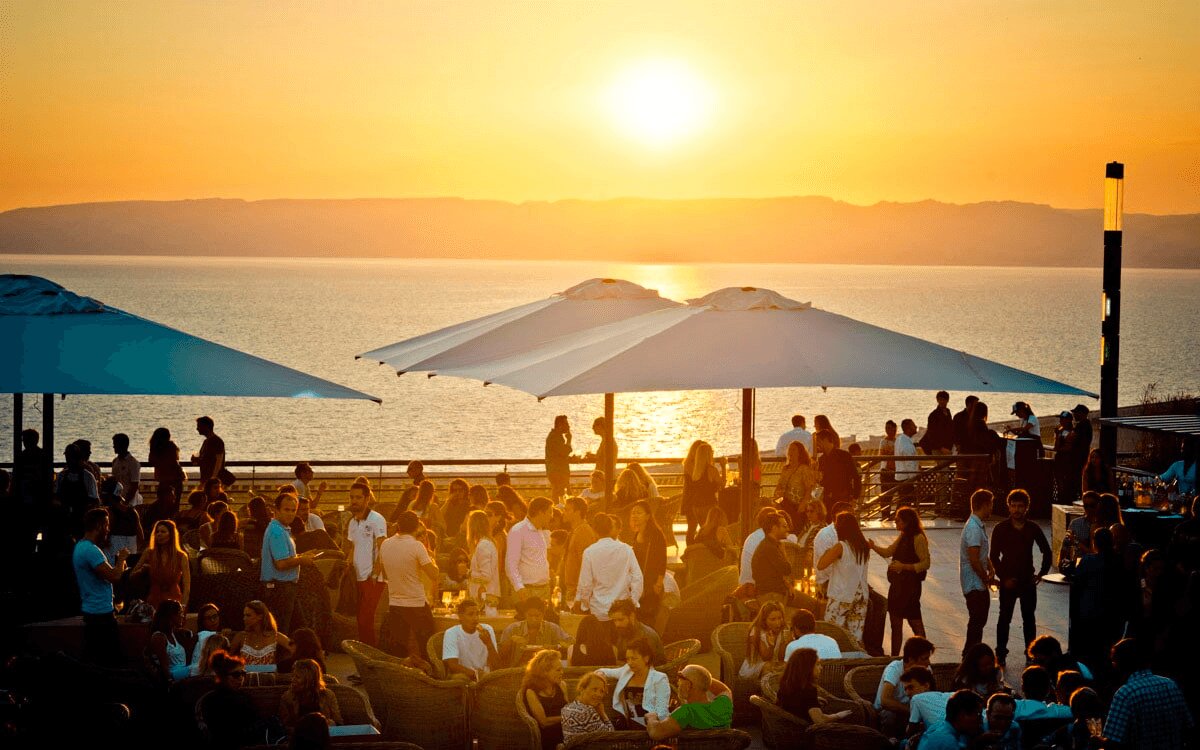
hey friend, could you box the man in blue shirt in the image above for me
[261,493,317,633]
[919,689,985,750]
[981,693,1022,750]
[73,507,129,665]
[959,489,995,658]
[1105,638,1193,749]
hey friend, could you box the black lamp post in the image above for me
[1099,161,1124,466]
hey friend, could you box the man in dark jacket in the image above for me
[750,511,791,604]
[920,391,955,455]
[952,395,980,453]
[989,489,1050,666]
[816,430,860,510]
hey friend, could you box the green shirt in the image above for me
[670,694,733,730]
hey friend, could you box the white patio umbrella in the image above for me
[358,278,682,501]
[436,286,1097,530]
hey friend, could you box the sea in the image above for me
[2,255,1197,466]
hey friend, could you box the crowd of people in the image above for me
[3,399,1198,749]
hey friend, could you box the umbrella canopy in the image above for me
[438,286,1097,399]
[358,277,681,373]
[0,274,380,402]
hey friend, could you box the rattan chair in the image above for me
[370,658,470,750]
[681,544,730,588]
[659,638,702,682]
[813,620,866,654]
[197,547,254,576]
[751,694,809,750]
[341,639,408,725]
[470,667,533,750]
[711,622,760,725]
[663,565,738,651]
[426,630,447,678]
[563,729,752,750]
[844,660,960,728]
[199,684,380,730]
[758,672,868,726]
[794,655,893,699]
[514,666,598,750]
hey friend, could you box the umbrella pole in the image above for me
[12,394,21,467]
[740,387,755,542]
[604,392,615,508]
[42,393,54,466]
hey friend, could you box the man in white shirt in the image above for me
[576,513,643,620]
[784,609,841,660]
[109,433,141,505]
[892,419,920,517]
[443,598,498,681]
[900,666,951,734]
[775,414,813,456]
[380,510,440,658]
[738,507,777,587]
[346,479,388,646]
[812,501,853,594]
[291,462,327,509]
[506,496,554,602]
[875,636,935,739]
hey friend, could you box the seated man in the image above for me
[874,636,935,738]
[919,689,985,750]
[609,598,665,666]
[901,666,951,737]
[981,692,1022,750]
[1014,666,1072,721]
[442,598,498,681]
[646,664,734,740]
[784,608,841,661]
[498,596,573,668]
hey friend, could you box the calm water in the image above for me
[2,255,1197,464]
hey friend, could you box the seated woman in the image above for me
[568,614,618,667]
[198,500,228,548]
[149,598,196,682]
[203,651,274,748]
[176,490,211,535]
[953,642,1008,696]
[191,633,231,678]
[593,637,670,730]
[561,672,615,742]
[280,659,342,729]
[279,627,328,674]
[209,509,244,551]
[776,648,852,724]
[230,600,292,667]
[523,649,569,750]
[739,601,788,680]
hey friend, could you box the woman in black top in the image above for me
[568,615,618,667]
[869,506,931,656]
[777,648,851,724]
[626,501,668,621]
[523,649,569,750]
[681,440,724,545]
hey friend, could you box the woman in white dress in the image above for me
[467,510,501,615]
[816,512,872,642]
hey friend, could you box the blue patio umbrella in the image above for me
[2,274,380,462]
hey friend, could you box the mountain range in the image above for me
[1,197,1197,267]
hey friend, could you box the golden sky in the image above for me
[3,1,1198,214]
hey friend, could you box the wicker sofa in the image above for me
[663,565,739,651]
[369,658,471,750]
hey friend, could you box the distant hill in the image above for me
[1,196,1197,267]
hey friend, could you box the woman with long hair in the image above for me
[522,649,568,750]
[691,506,734,557]
[870,506,931,655]
[468,484,491,510]
[739,600,788,679]
[626,463,659,499]
[681,440,724,545]
[209,510,243,551]
[280,659,342,728]
[131,519,191,608]
[467,510,501,612]
[953,642,1006,696]
[485,500,512,585]
[1081,449,1115,494]
[498,485,528,524]
[776,648,852,723]
[593,637,670,729]
[568,614,617,667]
[816,512,871,641]
[175,489,211,534]
[812,416,839,453]
[407,480,445,535]
[148,427,185,504]
[612,468,647,515]
[242,495,272,553]
[190,633,230,678]
[964,402,1004,491]
[230,600,292,667]
[198,499,227,548]
[626,501,667,621]
[560,672,615,742]
[279,627,328,674]
[773,440,816,533]
[149,598,195,681]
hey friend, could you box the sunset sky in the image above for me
[3,1,1198,214]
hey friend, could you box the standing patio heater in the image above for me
[1100,162,1124,466]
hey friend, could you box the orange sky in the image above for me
[3,1,1198,214]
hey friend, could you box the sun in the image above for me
[606,60,713,148]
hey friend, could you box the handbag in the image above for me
[217,467,237,487]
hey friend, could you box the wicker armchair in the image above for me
[197,547,254,576]
[929,662,959,692]
[342,639,406,725]
[196,684,380,733]
[563,729,752,750]
[813,620,866,654]
[842,663,887,725]
[681,544,730,588]
[370,659,470,750]
[659,638,702,682]
[426,630,447,678]
[752,695,809,750]
[663,565,738,650]
[711,622,761,725]
[470,667,534,750]
[515,666,600,750]
[758,673,869,726]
